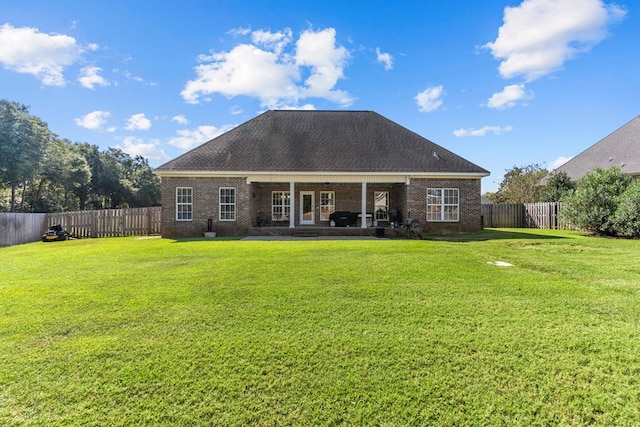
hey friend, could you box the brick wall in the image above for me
[160,176,251,238]
[161,177,482,237]
[407,178,482,233]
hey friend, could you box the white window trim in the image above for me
[176,187,193,221]
[320,191,335,222]
[219,187,236,221]
[271,191,291,221]
[426,188,459,222]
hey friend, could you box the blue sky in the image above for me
[1,0,638,192]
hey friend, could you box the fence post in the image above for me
[91,211,97,238]
[146,208,151,235]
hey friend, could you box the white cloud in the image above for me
[172,115,188,125]
[453,125,514,137]
[376,47,393,70]
[168,125,236,150]
[252,28,292,55]
[125,113,152,131]
[271,103,316,111]
[78,66,109,89]
[181,27,352,108]
[487,84,533,110]
[0,23,85,86]
[123,71,143,82]
[415,85,444,112]
[548,156,573,170]
[484,0,626,81]
[295,28,351,104]
[74,110,111,130]
[228,27,251,37]
[182,43,299,106]
[121,70,156,86]
[117,136,169,162]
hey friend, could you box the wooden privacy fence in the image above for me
[1,207,161,246]
[482,202,571,229]
[0,213,48,247]
[46,207,162,238]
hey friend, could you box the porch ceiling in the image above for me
[247,173,408,183]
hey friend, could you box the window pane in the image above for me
[427,206,441,222]
[426,188,458,222]
[219,187,236,221]
[272,191,290,220]
[176,187,193,221]
[320,191,335,221]
[374,191,389,220]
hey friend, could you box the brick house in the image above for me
[154,110,489,237]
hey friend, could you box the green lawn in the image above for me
[1,229,640,426]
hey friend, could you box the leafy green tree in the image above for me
[98,149,131,208]
[1,99,160,212]
[0,100,52,211]
[104,148,160,208]
[612,179,640,238]
[24,137,67,212]
[482,191,498,203]
[129,155,161,207]
[494,164,548,203]
[540,170,575,202]
[23,138,92,212]
[559,167,632,236]
[77,146,160,209]
[67,149,92,209]
[76,144,123,209]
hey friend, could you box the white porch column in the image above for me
[289,181,295,228]
[361,181,367,228]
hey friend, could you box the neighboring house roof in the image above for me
[552,115,640,181]
[155,110,489,177]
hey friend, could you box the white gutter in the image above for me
[154,170,489,182]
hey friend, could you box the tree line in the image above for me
[0,99,160,213]
[486,163,640,238]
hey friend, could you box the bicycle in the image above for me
[402,218,422,239]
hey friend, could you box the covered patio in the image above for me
[246,174,409,235]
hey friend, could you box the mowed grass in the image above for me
[1,229,640,426]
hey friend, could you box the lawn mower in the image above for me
[42,224,70,242]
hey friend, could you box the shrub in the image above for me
[613,179,640,238]
[559,167,631,236]
[540,171,575,202]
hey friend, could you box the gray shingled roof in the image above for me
[155,110,489,175]
[553,115,640,180]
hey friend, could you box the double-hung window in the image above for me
[320,191,335,221]
[176,187,193,221]
[272,191,290,221]
[219,187,236,221]
[426,188,459,222]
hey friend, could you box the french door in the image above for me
[300,191,315,225]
